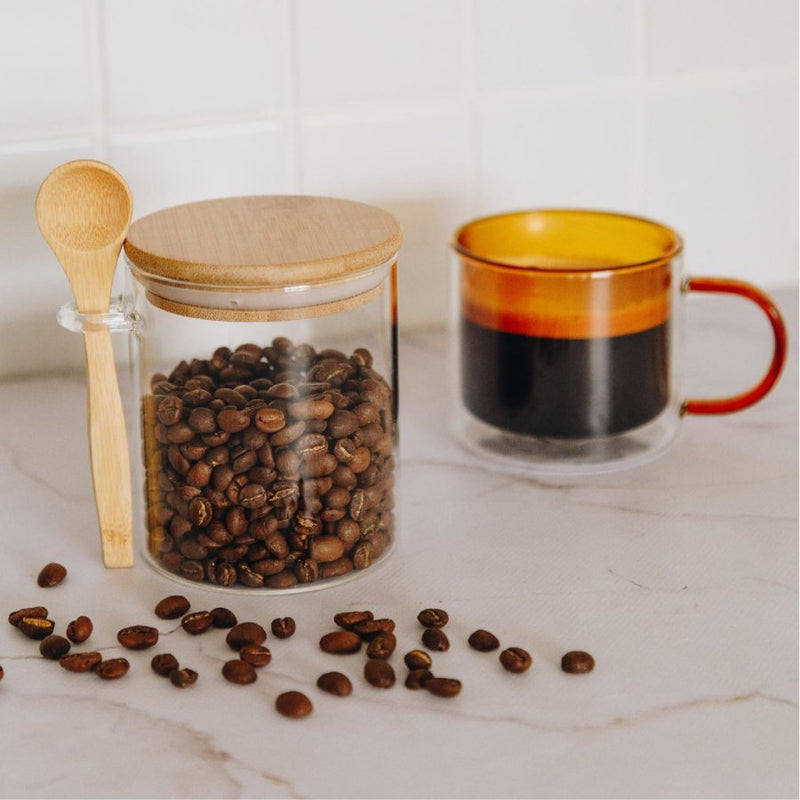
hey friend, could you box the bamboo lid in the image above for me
[123,195,402,288]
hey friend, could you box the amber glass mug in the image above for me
[451,210,786,474]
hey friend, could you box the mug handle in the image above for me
[681,277,787,415]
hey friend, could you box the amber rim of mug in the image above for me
[451,208,684,273]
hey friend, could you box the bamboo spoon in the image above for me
[36,160,134,568]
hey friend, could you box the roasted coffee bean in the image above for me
[309,535,345,563]
[217,408,250,433]
[404,650,433,671]
[39,634,71,660]
[468,629,500,652]
[319,557,353,580]
[364,659,395,688]
[169,668,199,688]
[422,628,449,652]
[151,653,180,677]
[366,632,396,660]
[154,595,190,620]
[334,610,374,630]
[65,615,93,644]
[226,622,267,651]
[500,647,532,674]
[59,651,102,673]
[319,630,362,655]
[117,625,159,650]
[222,659,257,684]
[316,671,352,696]
[239,644,272,667]
[37,562,67,588]
[181,611,214,635]
[265,571,297,589]
[276,690,313,718]
[405,668,434,690]
[0,665,4,681]
[95,658,130,680]
[8,606,47,627]
[156,395,183,425]
[270,617,296,639]
[188,406,216,434]
[179,560,205,582]
[417,608,449,628]
[352,618,395,640]
[211,607,238,629]
[188,496,214,526]
[426,677,462,698]
[561,651,595,674]
[18,617,55,639]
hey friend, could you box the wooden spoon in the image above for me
[36,159,134,568]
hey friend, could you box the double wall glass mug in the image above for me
[61,195,402,591]
[451,209,786,475]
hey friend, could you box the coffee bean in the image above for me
[0,665,4,681]
[37,562,67,588]
[181,611,215,635]
[275,690,313,718]
[270,617,296,639]
[170,668,199,688]
[333,610,373,630]
[426,677,462,698]
[351,618,395,640]
[117,625,159,650]
[39,634,71,660]
[8,606,47,627]
[417,608,448,628]
[404,650,433,671]
[95,658,130,680]
[499,647,532,674]
[222,659,257,684]
[211,607,238,629]
[405,669,434,690]
[366,632,396,660]
[468,629,500,652]
[18,617,55,639]
[308,535,345,563]
[59,651,102,673]
[239,645,272,667]
[364,659,395,688]
[226,622,267,651]
[66,616,93,644]
[316,671,352,696]
[561,651,595,674]
[155,595,190,619]
[253,406,286,434]
[156,395,183,425]
[319,630,362,655]
[151,653,180,677]
[421,628,449,652]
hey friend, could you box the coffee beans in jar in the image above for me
[142,340,395,590]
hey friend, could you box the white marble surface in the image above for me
[0,291,796,799]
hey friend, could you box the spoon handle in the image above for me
[83,328,134,567]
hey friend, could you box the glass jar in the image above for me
[83,195,400,592]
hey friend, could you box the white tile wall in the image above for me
[0,0,796,376]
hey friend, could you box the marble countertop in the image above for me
[0,290,796,799]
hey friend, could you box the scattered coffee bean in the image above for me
[319,630,362,655]
[404,650,433,671]
[426,677,462,698]
[333,610,374,630]
[417,608,448,628]
[366,631,396,660]
[0,665,4,681]
[59,651,102,673]
[421,628,449,652]
[8,606,47,627]
[66,616,93,644]
[181,611,215,635]
[154,595,190,619]
[210,607,238,629]
[468,629,500,652]
[18,617,55,639]
[222,659,257,684]
[364,659,396,688]
[170,668,199,688]
[405,669,434,690]
[271,617,296,639]
[226,622,267,651]
[317,671,352,696]
[276,691,313,718]
[351,618,395,640]
[117,625,159,650]
[37,562,67,588]
[561,651,595,674]
[239,645,272,667]
[151,653,180,677]
[39,634,71,660]
[95,658,130,680]
[499,647,532,674]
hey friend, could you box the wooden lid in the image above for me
[124,195,402,288]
